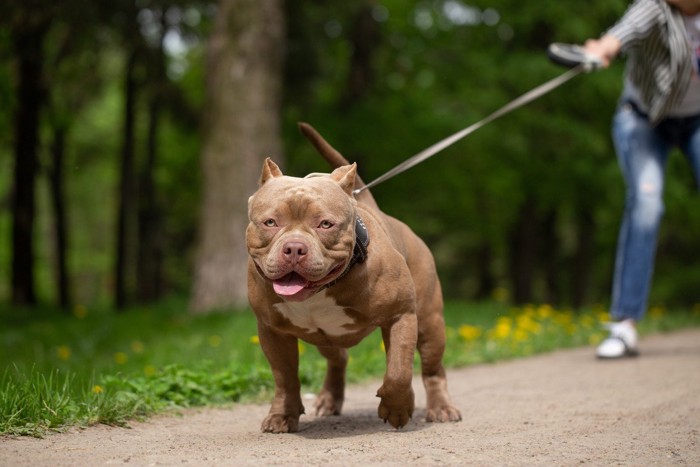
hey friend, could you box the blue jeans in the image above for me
[610,102,700,321]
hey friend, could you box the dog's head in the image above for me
[247,158,358,302]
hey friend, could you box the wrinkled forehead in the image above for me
[250,175,350,208]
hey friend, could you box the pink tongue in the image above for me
[273,273,308,296]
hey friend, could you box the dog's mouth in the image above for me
[272,272,309,296]
[271,264,345,300]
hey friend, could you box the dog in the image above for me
[246,123,461,433]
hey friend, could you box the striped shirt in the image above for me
[607,0,692,123]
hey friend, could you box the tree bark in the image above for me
[10,15,50,306]
[49,125,72,310]
[190,0,286,312]
[115,49,139,310]
[507,196,538,305]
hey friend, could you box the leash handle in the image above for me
[547,43,603,72]
[354,64,586,195]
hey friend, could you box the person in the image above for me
[581,0,700,358]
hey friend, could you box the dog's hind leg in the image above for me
[313,345,348,416]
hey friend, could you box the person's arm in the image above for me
[583,0,665,67]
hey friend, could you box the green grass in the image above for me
[2,297,699,437]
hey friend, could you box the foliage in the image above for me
[2,299,699,436]
[1,2,699,309]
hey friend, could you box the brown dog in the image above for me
[246,123,461,433]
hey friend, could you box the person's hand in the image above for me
[583,34,622,68]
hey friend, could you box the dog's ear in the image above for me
[259,158,283,186]
[330,163,357,196]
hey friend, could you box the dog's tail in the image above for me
[298,122,379,209]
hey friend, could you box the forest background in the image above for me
[2,0,699,314]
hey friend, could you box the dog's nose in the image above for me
[282,241,308,263]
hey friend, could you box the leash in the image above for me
[354,45,601,196]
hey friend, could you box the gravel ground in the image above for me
[3,328,699,466]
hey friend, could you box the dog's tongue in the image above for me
[273,273,308,296]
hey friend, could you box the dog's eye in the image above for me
[318,220,334,229]
[263,219,277,227]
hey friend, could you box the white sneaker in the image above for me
[596,319,639,359]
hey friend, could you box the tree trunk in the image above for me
[49,125,72,310]
[572,208,595,309]
[10,17,50,306]
[137,17,167,303]
[343,4,381,106]
[190,0,286,312]
[115,49,139,310]
[507,196,538,305]
[542,209,561,305]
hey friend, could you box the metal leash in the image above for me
[354,63,589,195]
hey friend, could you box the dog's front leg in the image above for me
[257,323,304,433]
[377,312,417,429]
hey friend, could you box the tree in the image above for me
[190,0,285,312]
[8,3,52,306]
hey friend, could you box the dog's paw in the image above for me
[261,413,300,433]
[425,404,462,423]
[313,389,343,417]
[376,386,415,429]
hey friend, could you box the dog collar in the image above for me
[322,216,369,291]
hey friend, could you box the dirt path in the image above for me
[3,329,699,466]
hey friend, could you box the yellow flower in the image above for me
[489,316,512,340]
[458,324,482,342]
[144,365,157,377]
[114,352,128,365]
[130,341,145,353]
[92,385,104,394]
[208,335,222,348]
[516,314,541,335]
[57,345,71,361]
[250,335,260,345]
[536,304,553,320]
[298,342,306,355]
[380,341,386,352]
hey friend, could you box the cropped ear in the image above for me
[329,163,357,196]
[259,158,284,186]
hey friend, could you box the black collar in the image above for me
[322,216,369,290]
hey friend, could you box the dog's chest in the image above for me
[273,292,355,336]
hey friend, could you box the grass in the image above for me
[1,297,699,437]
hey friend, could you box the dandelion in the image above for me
[516,314,541,335]
[380,341,386,352]
[458,324,482,342]
[208,335,222,348]
[489,316,512,340]
[536,304,553,320]
[73,304,88,319]
[57,345,72,361]
[298,342,306,355]
[130,341,145,353]
[114,352,128,365]
[92,385,104,394]
[144,365,157,377]
[250,335,260,345]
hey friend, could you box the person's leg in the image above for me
[599,104,671,358]
[610,105,671,322]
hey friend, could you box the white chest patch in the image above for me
[273,291,355,336]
